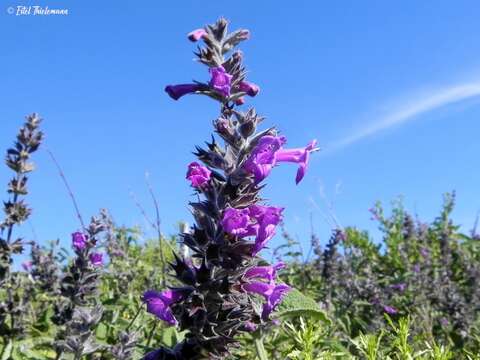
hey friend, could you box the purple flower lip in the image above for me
[390,283,407,292]
[238,81,260,97]
[142,289,183,326]
[244,135,318,184]
[22,260,32,272]
[72,231,87,251]
[242,281,291,320]
[165,84,202,100]
[221,205,284,255]
[187,28,207,42]
[383,305,398,315]
[89,252,103,267]
[186,162,211,188]
[209,66,233,97]
[245,262,285,282]
[276,139,319,184]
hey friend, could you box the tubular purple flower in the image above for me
[276,139,318,184]
[391,283,407,292]
[89,252,103,267]
[209,66,233,97]
[165,84,202,100]
[186,162,211,188]
[383,305,398,315]
[252,223,277,255]
[239,81,260,97]
[72,232,87,251]
[249,205,284,227]
[187,28,207,42]
[244,135,286,183]
[22,260,32,272]
[142,290,183,326]
[245,262,285,282]
[262,284,291,319]
[221,208,257,237]
[242,281,291,319]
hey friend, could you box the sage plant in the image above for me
[0,114,43,340]
[53,216,106,359]
[142,18,318,359]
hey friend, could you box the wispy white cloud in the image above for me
[326,82,480,152]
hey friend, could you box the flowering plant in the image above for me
[143,18,318,359]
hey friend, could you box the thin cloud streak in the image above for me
[326,82,480,152]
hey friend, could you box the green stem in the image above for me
[254,334,268,360]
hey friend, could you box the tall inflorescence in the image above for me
[0,114,43,339]
[53,216,106,359]
[142,18,318,359]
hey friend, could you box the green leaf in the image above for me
[1,340,13,360]
[274,288,330,324]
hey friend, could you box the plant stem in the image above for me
[254,334,268,360]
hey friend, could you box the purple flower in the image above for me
[390,283,407,292]
[440,317,449,327]
[249,205,284,254]
[21,261,32,272]
[165,84,202,100]
[245,262,285,282]
[244,136,317,184]
[209,66,233,97]
[238,81,260,97]
[89,252,103,267]
[72,232,87,251]
[242,281,291,319]
[221,208,256,237]
[419,247,429,259]
[186,162,211,188]
[249,205,284,227]
[243,321,257,332]
[276,139,318,184]
[412,264,421,273]
[253,224,277,255]
[244,135,286,183]
[383,305,398,315]
[142,289,183,325]
[187,28,207,42]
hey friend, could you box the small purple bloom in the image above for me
[244,135,286,183]
[142,289,183,326]
[249,205,284,227]
[391,283,407,292]
[72,232,87,251]
[276,139,318,184]
[242,281,291,320]
[440,317,449,327]
[238,81,260,97]
[245,262,285,282]
[412,264,421,273]
[165,84,202,100]
[383,305,398,315]
[89,252,103,267]
[22,261,32,272]
[420,247,429,259]
[252,223,277,255]
[187,28,207,42]
[209,66,233,97]
[186,162,211,188]
[243,321,257,332]
[221,208,258,237]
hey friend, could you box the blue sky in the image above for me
[1,1,480,257]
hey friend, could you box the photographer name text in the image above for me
[8,6,69,16]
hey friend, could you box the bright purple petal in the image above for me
[187,28,207,42]
[165,84,202,100]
